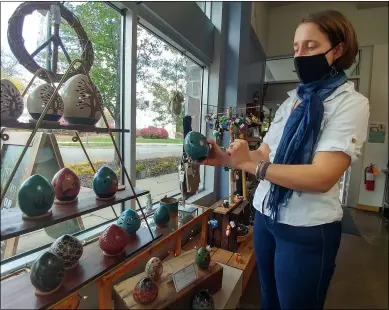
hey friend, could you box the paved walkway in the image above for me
[11,173,180,256]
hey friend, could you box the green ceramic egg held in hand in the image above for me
[18,174,55,218]
[184,131,210,161]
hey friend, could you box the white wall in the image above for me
[358,44,388,207]
[266,2,388,57]
[265,2,388,208]
[251,1,269,54]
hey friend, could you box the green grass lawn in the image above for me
[57,136,183,147]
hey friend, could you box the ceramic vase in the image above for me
[194,247,211,270]
[27,83,64,123]
[30,251,65,296]
[50,234,83,269]
[192,289,214,310]
[160,197,178,219]
[1,79,24,121]
[152,205,170,228]
[117,209,141,234]
[184,131,210,161]
[51,168,81,203]
[92,166,118,199]
[133,277,159,305]
[99,224,128,256]
[145,257,163,281]
[18,174,55,218]
[60,74,102,125]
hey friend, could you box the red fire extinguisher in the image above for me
[364,164,376,191]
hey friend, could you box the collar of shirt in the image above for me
[286,81,355,102]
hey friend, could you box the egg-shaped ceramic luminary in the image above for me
[160,197,178,218]
[184,131,210,161]
[192,289,215,310]
[50,234,83,269]
[18,174,55,219]
[1,79,24,121]
[195,246,211,270]
[27,83,64,123]
[60,74,102,125]
[145,257,163,281]
[92,166,118,200]
[117,209,141,234]
[30,251,65,296]
[133,277,159,305]
[51,168,81,203]
[99,224,129,256]
[152,205,170,228]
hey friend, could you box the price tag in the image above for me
[172,263,198,292]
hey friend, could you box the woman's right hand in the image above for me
[197,139,228,167]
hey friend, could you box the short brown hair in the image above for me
[301,10,359,71]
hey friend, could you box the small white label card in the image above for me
[172,263,198,292]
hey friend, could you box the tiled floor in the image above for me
[239,208,389,309]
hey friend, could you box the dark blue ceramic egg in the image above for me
[184,131,210,161]
[117,209,141,234]
[92,166,118,198]
[192,289,214,309]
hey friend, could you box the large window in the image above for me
[0,1,123,261]
[135,25,203,203]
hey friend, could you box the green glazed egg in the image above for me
[153,205,170,228]
[194,247,211,270]
[18,174,55,217]
[184,131,210,161]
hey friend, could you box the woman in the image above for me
[201,10,369,310]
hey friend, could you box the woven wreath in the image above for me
[7,1,94,83]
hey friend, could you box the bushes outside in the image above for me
[139,126,169,139]
[66,157,180,188]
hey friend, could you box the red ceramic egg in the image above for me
[99,224,129,256]
[51,168,81,202]
[133,277,159,305]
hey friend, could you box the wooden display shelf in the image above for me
[113,249,223,309]
[246,137,261,142]
[1,188,149,241]
[214,199,243,215]
[1,119,130,133]
[0,226,162,310]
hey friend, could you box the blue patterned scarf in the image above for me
[266,71,348,221]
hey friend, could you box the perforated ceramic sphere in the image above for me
[99,224,128,256]
[145,257,163,281]
[30,252,65,295]
[133,277,159,305]
[184,131,210,161]
[152,205,170,228]
[117,209,141,234]
[18,174,55,217]
[1,79,24,121]
[192,289,214,310]
[50,234,83,269]
[92,166,118,198]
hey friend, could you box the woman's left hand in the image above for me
[227,139,252,170]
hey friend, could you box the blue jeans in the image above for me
[253,210,341,310]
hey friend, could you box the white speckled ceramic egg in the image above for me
[27,83,64,123]
[1,79,24,121]
[60,74,102,125]
[145,257,163,281]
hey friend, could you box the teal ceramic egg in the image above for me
[184,131,210,161]
[160,197,178,218]
[18,174,55,217]
[153,205,170,228]
[117,209,141,234]
[92,166,118,198]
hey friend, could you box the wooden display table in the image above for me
[113,249,223,309]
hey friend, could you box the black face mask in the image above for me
[294,47,336,84]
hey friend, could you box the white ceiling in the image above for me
[267,1,388,10]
